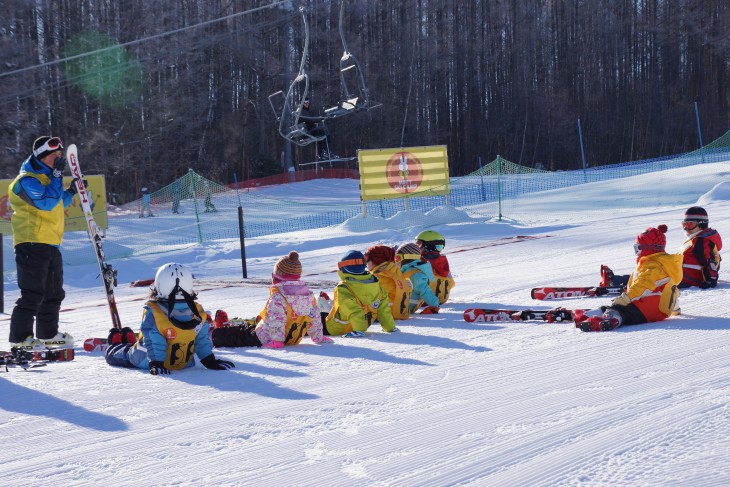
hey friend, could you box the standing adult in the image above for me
[7,136,77,350]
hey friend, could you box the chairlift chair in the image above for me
[268,2,372,146]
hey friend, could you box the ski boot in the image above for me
[578,309,622,332]
[545,307,572,323]
[600,265,614,287]
[214,310,230,328]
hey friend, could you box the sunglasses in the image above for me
[33,137,63,157]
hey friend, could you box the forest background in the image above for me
[1,0,729,202]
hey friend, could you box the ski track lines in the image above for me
[2,333,728,484]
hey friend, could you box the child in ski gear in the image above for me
[8,136,77,351]
[139,187,154,217]
[416,230,455,307]
[678,206,721,288]
[365,245,414,320]
[396,243,440,313]
[211,251,332,348]
[599,206,722,291]
[576,225,683,332]
[324,250,397,335]
[105,263,235,375]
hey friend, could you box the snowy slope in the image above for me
[1,163,729,486]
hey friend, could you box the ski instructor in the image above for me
[7,136,79,350]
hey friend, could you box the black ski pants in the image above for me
[9,243,65,342]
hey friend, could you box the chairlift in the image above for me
[267,7,320,147]
[323,1,370,118]
[268,2,373,147]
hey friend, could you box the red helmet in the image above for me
[634,224,668,258]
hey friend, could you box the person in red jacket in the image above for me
[677,206,722,289]
[576,225,683,332]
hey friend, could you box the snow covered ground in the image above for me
[2,162,730,486]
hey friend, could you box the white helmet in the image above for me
[154,263,194,298]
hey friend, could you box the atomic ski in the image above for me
[464,308,575,323]
[83,338,109,352]
[67,144,123,330]
[530,286,625,301]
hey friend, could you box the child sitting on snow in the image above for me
[575,225,683,332]
[105,263,235,375]
[415,230,455,311]
[677,206,722,289]
[210,251,332,348]
[396,243,440,314]
[323,250,397,336]
[365,245,414,320]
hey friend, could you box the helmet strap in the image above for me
[165,277,203,323]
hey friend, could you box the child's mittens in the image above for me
[313,336,334,344]
[261,340,285,349]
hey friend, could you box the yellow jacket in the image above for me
[612,252,683,322]
[8,157,71,246]
[325,271,396,335]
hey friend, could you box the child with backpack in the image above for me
[415,230,455,311]
[323,250,397,336]
[365,245,414,320]
[105,263,235,375]
[396,243,440,314]
[210,251,332,348]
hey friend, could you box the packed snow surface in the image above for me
[2,163,729,486]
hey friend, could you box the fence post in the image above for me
[497,155,503,221]
[578,118,588,183]
[234,173,248,279]
[478,156,486,202]
[189,169,203,244]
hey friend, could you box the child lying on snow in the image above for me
[105,263,234,375]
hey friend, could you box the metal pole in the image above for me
[234,173,248,279]
[577,118,588,182]
[497,156,502,221]
[189,169,203,243]
[694,101,704,148]
[478,156,486,202]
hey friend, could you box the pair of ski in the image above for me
[464,308,576,323]
[1,348,75,371]
[464,284,625,323]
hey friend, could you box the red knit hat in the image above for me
[364,245,396,266]
[634,224,668,258]
[273,251,302,280]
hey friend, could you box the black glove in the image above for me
[699,280,713,289]
[200,354,235,370]
[593,286,609,296]
[52,156,67,178]
[66,178,88,196]
[149,360,171,375]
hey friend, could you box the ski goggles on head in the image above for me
[395,253,421,262]
[33,137,63,157]
[681,220,698,230]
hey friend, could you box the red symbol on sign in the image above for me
[385,152,423,194]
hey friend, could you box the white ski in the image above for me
[67,144,123,330]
